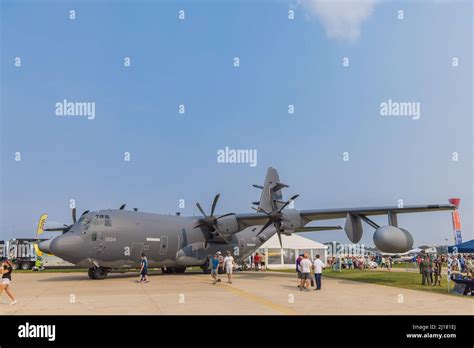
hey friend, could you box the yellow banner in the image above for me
[33,243,43,257]
[37,214,48,236]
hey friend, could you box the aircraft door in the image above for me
[130,243,144,262]
[159,236,168,255]
[90,232,105,256]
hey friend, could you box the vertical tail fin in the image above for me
[256,167,288,213]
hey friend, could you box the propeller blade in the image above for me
[119,204,126,210]
[210,194,220,216]
[216,213,235,220]
[279,194,299,212]
[81,210,90,217]
[72,208,77,223]
[257,219,273,236]
[277,231,283,248]
[44,227,67,232]
[196,203,207,217]
[289,194,299,201]
[193,223,205,229]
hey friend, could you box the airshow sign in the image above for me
[449,198,462,245]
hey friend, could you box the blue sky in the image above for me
[1,0,472,247]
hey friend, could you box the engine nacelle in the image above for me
[280,209,303,231]
[215,215,240,239]
[373,225,414,253]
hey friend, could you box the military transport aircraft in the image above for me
[37,167,457,279]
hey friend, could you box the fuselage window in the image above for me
[91,233,97,242]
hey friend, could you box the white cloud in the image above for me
[299,0,378,42]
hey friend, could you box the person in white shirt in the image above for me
[313,254,325,290]
[299,253,312,291]
[223,251,235,284]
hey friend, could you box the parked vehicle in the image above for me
[5,238,75,270]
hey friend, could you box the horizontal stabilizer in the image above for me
[272,182,289,192]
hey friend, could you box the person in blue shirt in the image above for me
[139,253,149,283]
[211,254,220,284]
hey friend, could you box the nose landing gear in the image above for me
[88,267,109,280]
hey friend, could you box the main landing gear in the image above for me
[88,267,109,280]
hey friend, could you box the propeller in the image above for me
[193,194,235,246]
[256,194,299,248]
[44,206,88,234]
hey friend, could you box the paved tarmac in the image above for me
[1,271,472,315]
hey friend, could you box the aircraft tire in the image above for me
[175,267,186,274]
[88,268,96,279]
[92,267,108,280]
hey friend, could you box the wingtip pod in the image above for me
[448,198,461,209]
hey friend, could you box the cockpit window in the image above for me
[78,216,91,232]
[90,214,112,227]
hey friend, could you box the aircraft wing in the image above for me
[234,213,271,229]
[298,204,455,223]
[235,204,455,229]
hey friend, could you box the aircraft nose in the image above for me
[38,240,52,254]
[50,234,84,261]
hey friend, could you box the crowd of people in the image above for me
[210,251,235,284]
[249,252,267,271]
[295,253,325,291]
[325,255,390,270]
[447,253,473,276]
[416,253,473,286]
[136,249,473,289]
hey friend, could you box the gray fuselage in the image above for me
[46,209,274,270]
